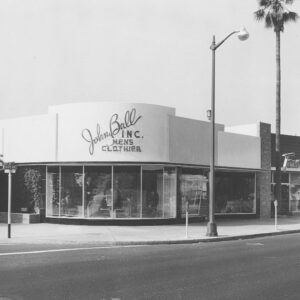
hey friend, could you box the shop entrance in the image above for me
[0,172,8,212]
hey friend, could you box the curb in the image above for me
[1,229,300,246]
[111,228,300,246]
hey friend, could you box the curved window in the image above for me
[113,166,141,218]
[163,167,177,218]
[46,165,177,219]
[60,166,83,217]
[84,166,112,218]
[47,166,60,216]
[142,166,163,218]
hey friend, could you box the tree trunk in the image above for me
[275,30,283,213]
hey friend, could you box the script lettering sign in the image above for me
[81,108,143,155]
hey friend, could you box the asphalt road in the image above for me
[0,234,300,300]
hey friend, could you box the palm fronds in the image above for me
[254,0,298,31]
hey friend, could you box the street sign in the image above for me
[4,162,17,173]
[1,160,17,238]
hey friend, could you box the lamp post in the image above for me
[206,27,249,237]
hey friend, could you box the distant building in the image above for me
[270,134,300,215]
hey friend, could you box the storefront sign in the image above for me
[286,159,300,169]
[81,108,143,155]
[282,153,300,170]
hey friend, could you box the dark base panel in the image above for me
[215,214,258,220]
[45,216,207,226]
[45,214,257,226]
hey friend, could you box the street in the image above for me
[0,234,300,300]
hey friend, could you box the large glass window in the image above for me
[271,171,290,213]
[60,166,83,217]
[215,172,255,214]
[113,166,141,218]
[163,167,177,218]
[180,168,208,217]
[290,173,300,213]
[84,166,112,218]
[142,166,164,218]
[46,164,177,219]
[273,172,289,184]
[47,166,60,216]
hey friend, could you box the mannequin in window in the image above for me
[113,180,122,209]
[61,190,71,214]
[146,190,159,216]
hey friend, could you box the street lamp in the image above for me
[206,27,249,237]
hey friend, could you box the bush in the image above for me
[13,166,45,213]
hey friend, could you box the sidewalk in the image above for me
[1,216,300,245]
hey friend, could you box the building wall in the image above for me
[217,132,261,169]
[0,114,56,163]
[53,102,174,162]
[0,102,269,222]
[169,116,261,169]
[271,133,300,167]
[257,123,272,218]
[226,123,259,137]
[169,116,224,166]
[0,103,263,171]
[271,133,300,215]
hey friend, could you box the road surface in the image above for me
[0,234,300,299]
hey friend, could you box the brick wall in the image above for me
[258,123,272,218]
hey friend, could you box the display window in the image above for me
[162,167,177,218]
[46,166,60,216]
[60,166,83,217]
[46,164,177,219]
[45,165,256,219]
[290,173,300,213]
[272,172,289,184]
[113,166,141,218]
[180,168,208,217]
[84,166,112,218]
[271,171,291,212]
[215,172,256,214]
[142,166,164,218]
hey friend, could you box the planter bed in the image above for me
[0,212,40,224]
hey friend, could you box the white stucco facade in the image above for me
[0,102,261,169]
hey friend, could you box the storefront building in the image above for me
[271,134,300,215]
[0,102,270,224]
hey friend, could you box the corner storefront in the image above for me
[0,102,267,224]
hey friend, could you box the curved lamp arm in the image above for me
[211,27,249,51]
[211,31,238,50]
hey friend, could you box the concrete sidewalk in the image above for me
[1,216,300,245]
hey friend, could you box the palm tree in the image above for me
[254,0,298,214]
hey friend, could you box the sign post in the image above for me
[4,162,17,239]
[274,200,278,231]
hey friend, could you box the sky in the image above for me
[0,0,299,135]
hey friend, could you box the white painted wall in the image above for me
[225,123,259,137]
[0,102,262,169]
[0,114,56,163]
[53,102,175,162]
[218,131,261,169]
[169,116,224,166]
